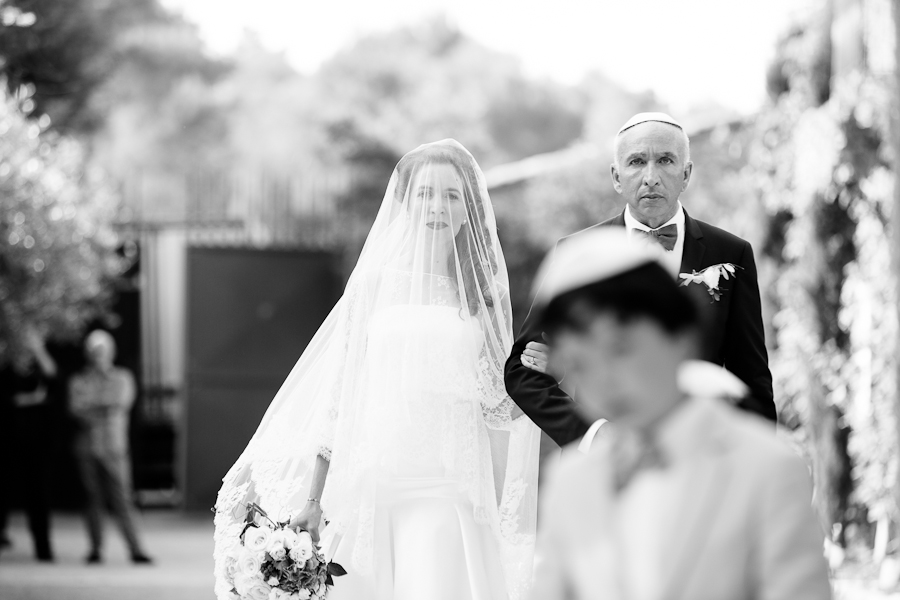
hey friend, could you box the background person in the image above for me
[0,327,58,562]
[69,329,152,565]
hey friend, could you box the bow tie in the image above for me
[612,430,668,493]
[632,223,678,251]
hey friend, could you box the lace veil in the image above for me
[213,139,541,598]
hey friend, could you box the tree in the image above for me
[749,2,897,556]
[0,0,222,136]
[0,84,127,368]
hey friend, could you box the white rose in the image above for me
[270,546,287,561]
[233,573,256,596]
[224,556,239,580]
[291,542,312,564]
[237,546,263,577]
[290,531,314,562]
[701,267,721,290]
[244,525,272,553]
[244,579,272,600]
[281,528,299,549]
[267,530,288,560]
[267,530,285,550]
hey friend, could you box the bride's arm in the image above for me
[289,454,330,542]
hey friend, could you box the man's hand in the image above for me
[521,341,550,374]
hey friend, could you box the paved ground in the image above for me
[2,509,898,600]
[0,510,215,600]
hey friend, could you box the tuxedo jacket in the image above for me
[504,208,775,447]
[530,397,831,600]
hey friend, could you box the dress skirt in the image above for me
[323,477,508,600]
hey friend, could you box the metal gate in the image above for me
[183,247,342,510]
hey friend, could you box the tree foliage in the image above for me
[749,6,897,549]
[0,84,127,368]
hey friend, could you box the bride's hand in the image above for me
[521,341,550,374]
[290,501,324,542]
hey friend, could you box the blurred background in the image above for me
[0,0,898,597]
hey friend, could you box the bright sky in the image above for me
[161,0,815,115]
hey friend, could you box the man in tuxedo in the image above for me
[527,228,831,600]
[505,112,774,448]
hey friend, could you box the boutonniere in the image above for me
[678,263,741,301]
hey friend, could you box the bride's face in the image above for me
[407,163,468,241]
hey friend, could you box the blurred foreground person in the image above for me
[528,228,831,600]
[213,140,540,600]
[69,329,152,564]
[0,327,57,561]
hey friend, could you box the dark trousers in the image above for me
[75,448,144,555]
[1,406,54,559]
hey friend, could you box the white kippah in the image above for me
[617,112,684,135]
[531,228,666,310]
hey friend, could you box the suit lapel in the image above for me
[680,210,706,273]
[657,404,733,600]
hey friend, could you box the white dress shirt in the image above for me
[624,202,685,276]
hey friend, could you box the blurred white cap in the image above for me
[618,112,684,135]
[531,228,665,311]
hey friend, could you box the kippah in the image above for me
[531,228,666,311]
[617,112,684,135]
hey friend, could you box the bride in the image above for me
[213,140,541,600]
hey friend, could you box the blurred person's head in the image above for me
[85,329,116,370]
[611,113,693,229]
[393,140,498,314]
[533,228,700,433]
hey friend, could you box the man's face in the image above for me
[85,340,115,369]
[610,121,693,229]
[549,309,688,429]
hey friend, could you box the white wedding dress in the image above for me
[212,140,540,600]
[323,301,509,599]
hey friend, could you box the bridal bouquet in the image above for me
[220,502,345,600]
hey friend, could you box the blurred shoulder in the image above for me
[110,367,136,385]
[709,399,804,469]
[544,438,609,497]
[558,213,625,247]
